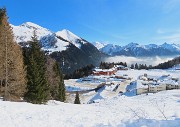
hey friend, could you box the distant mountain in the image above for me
[92,42,107,50]
[93,42,180,57]
[11,22,105,74]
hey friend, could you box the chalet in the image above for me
[136,81,167,95]
[136,75,180,95]
[93,68,117,76]
[166,84,180,90]
[115,65,128,70]
[175,68,180,70]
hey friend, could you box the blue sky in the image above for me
[1,0,180,45]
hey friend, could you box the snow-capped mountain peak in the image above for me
[12,22,52,43]
[160,42,180,51]
[94,42,180,57]
[12,22,71,52]
[56,29,81,42]
[56,29,86,48]
[125,42,139,48]
[11,22,93,53]
[20,22,45,30]
[92,42,108,50]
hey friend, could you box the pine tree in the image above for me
[74,91,80,104]
[53,61,66,102]
[0,8,27,101]
[135,63,139,70]
[99,62,104,69]
[24,30,49,104]
[124,62,127,67]
[131,64,134,69]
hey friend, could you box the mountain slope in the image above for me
[94,42,180,57]
[92,41,107,50]
[11,22,105,74]
[12,22,52,43]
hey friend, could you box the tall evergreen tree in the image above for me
[53,61,66,102]
[135,63,139,70]
[0,8,27,101]
[131,64,134,69]
[24,31,49,104]
[124,62,127,67]
[74,91,80,104]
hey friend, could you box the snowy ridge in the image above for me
[11,22,86,52]
[56,29,81,42]
[94,42,180,56]
[160,42,180,52]
[92,42,108,50]
[56,29,86,49]
[41,34,69,52]
[12,22,53,43]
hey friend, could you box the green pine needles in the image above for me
[24,31,49,104]
[53,62,66,102]
[74,91,80,104]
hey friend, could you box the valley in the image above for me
[1,1,180,126]
[64,66,180,104]
[1,67,180,127]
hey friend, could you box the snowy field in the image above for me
[65,69,180,103]
[115,69,180,81]
[1,69,180,127]
[0,90,180,127]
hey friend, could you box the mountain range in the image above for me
[93,42,180,57]
[11,22,105,74]
[11,22,180,74]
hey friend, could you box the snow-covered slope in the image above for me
[56,29,86,49]
[0,89,180,127]
[12,22,71,52]
[92,42,108,50]
[11,22,88,52]
[12,22,52,42]
[1,68,180,126]
[96,42,180,57]
[160,42,180,52]
[56,29,81,42]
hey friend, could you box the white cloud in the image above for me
[104,56,174,66]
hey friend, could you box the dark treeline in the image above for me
[130,56,180,70]
[99,62,127,69]
[153,56,180,69]
[64,64,95,79]
[130,63,151,70]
